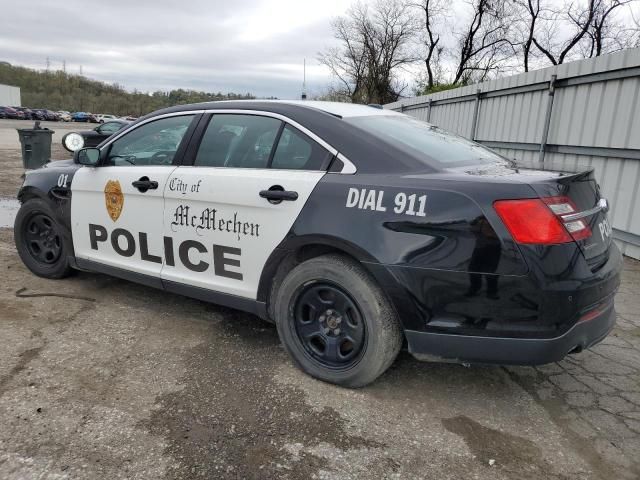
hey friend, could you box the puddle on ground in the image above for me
[0,197,20,228]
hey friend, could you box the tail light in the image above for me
[494,196,592,245]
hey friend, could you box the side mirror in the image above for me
[74,147,101,166]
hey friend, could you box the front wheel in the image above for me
[14,198,72,279]
[273,254,402,388]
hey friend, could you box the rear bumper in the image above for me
[406,301,616,365]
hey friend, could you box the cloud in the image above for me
[0,0,352,98]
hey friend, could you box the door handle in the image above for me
[132,176,158,193]
[259,186,298,204]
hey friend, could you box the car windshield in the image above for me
[345,114,505,168]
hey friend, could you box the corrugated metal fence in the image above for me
[386,48,640,260]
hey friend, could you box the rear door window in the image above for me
[270,125,332,170]
[194,114,282,168]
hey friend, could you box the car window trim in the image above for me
[180,109,356,173]
[266,122,286,169]
[180,113,212,166]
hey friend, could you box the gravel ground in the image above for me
[0,119,639,479]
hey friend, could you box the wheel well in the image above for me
[17,189,41,204]
[264,244,362,323]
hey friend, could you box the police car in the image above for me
[13,101,622,387]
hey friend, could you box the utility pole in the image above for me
[301,58,307,100]
[79,65,83,76]
[62,59,66,73]
[45,57,50,71]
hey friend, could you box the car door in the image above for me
[161,112,333,299]
[71,113,198,282]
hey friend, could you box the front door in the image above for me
[71,114,197,279]
[161,113,331,299]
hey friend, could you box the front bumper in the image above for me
[406,299,616,365]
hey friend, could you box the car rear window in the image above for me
[345,114,504,168]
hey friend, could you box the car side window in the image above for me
[194,114,281,169]
[271,125,332,170]
[99,122,124,135]
[106,115,194,167]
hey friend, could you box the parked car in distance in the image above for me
[72,112,92,122]
[0,106,24,119]
[46,110,60,121]
[123,115,138,122]
[30,109,47,121]
[57,111,72,122]
[14,107,34,120]
[95,114,119,123]
[61,119,130,152]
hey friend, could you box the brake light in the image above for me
[543,196,592,241]
[494,196,592,245]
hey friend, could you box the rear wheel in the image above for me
[14,198,72,279]
[273,254,402,388]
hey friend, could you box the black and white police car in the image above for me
[14,101,622,387]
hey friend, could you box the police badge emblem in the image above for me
[104,180,124,221]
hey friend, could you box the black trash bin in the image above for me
[17,122,54,169]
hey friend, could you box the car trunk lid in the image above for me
[452,163,612,265]
[527,168,612,266]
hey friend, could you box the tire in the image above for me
[14,198,72,279]
[273,254,402,388]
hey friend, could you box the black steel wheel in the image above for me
[293,283,366,369]
[14,198,72,279]
[273,254,402,388]
[23,213,62,265]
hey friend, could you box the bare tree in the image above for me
[582,0,637,57]
[530,0,597,65]
[414,0,447,90]
[318,0,417,104]
[515,0,545,72]
[452,0,517,84]
[634,7,640,46]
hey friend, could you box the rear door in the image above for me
[71,114,198,280]
[161,112,332,299]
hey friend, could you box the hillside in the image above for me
[0,63,255,116]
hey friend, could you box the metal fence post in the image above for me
[427,98,433,122]
[539,74,557,170]
[470,89,482,140]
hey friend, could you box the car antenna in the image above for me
[301,58,307,100]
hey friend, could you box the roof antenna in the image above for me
[301,58,307,100]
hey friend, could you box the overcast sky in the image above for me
[2,1,639,99]
[0,0,356,99]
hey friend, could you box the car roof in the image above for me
[152,99,400,119]
[214,100,401,118]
